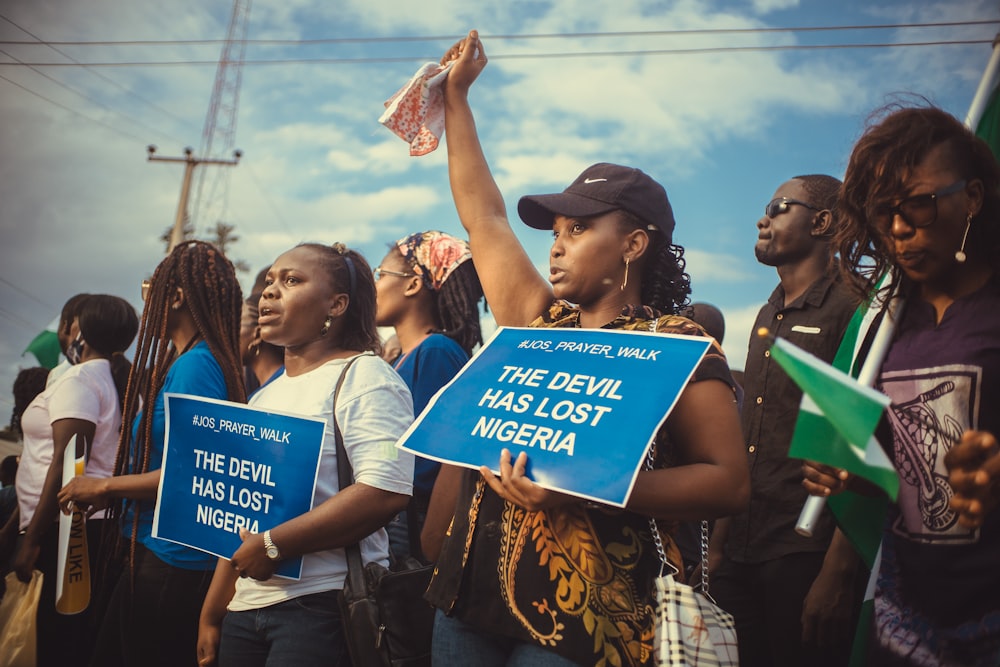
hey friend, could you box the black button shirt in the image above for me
[725,271,858,562]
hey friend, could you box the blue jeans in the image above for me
[432,609,581,667]
[220,590,350,667]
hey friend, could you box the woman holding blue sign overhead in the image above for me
[57,241,246,667]
[196,242,414,667]
[374,230,484,563]
[420,30,750,667]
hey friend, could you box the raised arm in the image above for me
[442,30,553,326]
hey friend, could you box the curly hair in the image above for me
[618,211,691,314]
[836,103,1000,300]
[297,243,382,355]
[433,260,486,355]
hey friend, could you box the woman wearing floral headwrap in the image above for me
[374,230,485,562]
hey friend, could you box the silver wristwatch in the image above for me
[263,529,282,561]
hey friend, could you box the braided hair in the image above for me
[431,260,485,356]
[110,241,245,567]
[297,242,382,355]
[619,211,692,314]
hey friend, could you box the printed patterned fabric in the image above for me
[378,60,454,156]
[424,301,738,667]
[653,574,738,667]
[395,230,471,291]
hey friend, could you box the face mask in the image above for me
[66,334,85,365]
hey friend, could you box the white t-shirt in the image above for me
[17,359,121,528]
[228,353,415,611]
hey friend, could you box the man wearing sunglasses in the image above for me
[708,175,863,666]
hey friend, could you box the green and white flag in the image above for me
[23,316,62,369]
[770,335,896,504]
[775,276,902,666]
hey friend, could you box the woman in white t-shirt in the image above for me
[197,242,415,667]
[10,294,138,667]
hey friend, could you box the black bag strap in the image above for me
[331,354,371,598]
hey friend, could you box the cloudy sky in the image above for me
[0,0,997,421]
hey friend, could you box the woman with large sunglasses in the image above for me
[804,105,1000,665]
[421,30,749,667]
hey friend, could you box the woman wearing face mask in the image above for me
[9,294,138,667]
[197,242,415,667]
[420,31,749,667]
[803,105,1000,665]
[58,241,246,667]
[374,230,484,563]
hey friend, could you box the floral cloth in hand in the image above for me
[379,61,454,156]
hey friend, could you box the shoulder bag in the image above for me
[332,356,435,667]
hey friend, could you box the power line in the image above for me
[0,46,181,145]
[0,38,991,67]
[0,277,56,310]
[0,72,148,144]
[0,13,201,138]
[0,19,995,46]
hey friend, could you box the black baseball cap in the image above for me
[517,163,675,242]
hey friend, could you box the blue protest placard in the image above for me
[397,326,711,507]
[152,394,325,579]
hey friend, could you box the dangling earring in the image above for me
[955,213,972,263]
[320,316,332,336]
[248,341,260,356]
[620,257,630,292]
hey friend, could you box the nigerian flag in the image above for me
[769,336,896,509]
[24,316,62,369]
[774,278,902,667]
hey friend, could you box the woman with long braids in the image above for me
[420,32,749,666]
[58,240,246,667]
[803,105,1000,664]
[197,242,414,667]
[374,230,484,562]
[7,294,137,667]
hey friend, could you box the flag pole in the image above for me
[965,33,1000,130]
[795,286,903,536]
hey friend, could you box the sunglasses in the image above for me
[765,198,822,219]
[372,267,415,282]
[868,180,966,230]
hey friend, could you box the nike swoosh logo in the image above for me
[583,178,607,184]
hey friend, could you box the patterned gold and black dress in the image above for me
[425,302,735,667]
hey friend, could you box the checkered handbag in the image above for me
[652,568,738,666]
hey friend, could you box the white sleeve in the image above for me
[47,374,100,426]
[336,358,415,495]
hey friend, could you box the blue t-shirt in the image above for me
[131,340,230,570]
[393,334,468,498]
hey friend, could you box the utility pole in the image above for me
[147,144,241,253]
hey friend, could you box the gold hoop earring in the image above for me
[620,257,630,292]
[320,316,332,336]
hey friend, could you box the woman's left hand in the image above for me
[12,540,39,583]
[229,528,278,581]
[480,449,575,512]
[945,430,1000,528]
